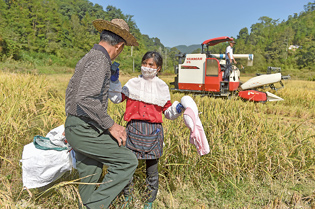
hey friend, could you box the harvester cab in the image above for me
[171,36,284,102]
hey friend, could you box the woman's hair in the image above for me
[100,30,125,46]
[141,51,163,68]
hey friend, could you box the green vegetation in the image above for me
[0,0,180,73]
[1,1,315,76]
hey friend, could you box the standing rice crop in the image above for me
[1,72,315,208]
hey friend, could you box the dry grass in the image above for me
[1,71,315,208]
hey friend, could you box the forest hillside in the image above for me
[0,0,315,75]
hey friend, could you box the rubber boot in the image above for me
[145,174,158,202]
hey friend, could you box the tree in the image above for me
[237,27,249,40]
[304,2,315,13]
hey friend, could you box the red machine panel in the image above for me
[238,90,267,102]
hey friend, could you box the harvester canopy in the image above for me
[202,36,234,46]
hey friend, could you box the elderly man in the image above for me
[65,19,138,209]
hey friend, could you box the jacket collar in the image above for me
[93,44,111,64]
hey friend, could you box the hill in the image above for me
[173,44,201,54]
[233,5,315,72]
[0,1,315,74]
[0,0,175,72]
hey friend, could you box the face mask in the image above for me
[141,66,158,79]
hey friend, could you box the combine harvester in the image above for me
[171,36,284,102]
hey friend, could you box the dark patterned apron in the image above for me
[126,120,164,159]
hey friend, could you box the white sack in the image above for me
[20,125,73,189]
[45,125,67,147]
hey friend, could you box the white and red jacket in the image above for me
[109,76,181,122]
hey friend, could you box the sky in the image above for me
[90,0,311,48]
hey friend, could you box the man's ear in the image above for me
[115,42,125,51]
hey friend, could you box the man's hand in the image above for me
[108,123,126,146]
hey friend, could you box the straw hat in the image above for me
[93,19,138,46]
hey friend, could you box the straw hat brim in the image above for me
[93,19,139,46]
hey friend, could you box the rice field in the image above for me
[1,71,315,208]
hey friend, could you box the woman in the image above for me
[110,51,183,208]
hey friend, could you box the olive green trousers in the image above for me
[65,115,138,209]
